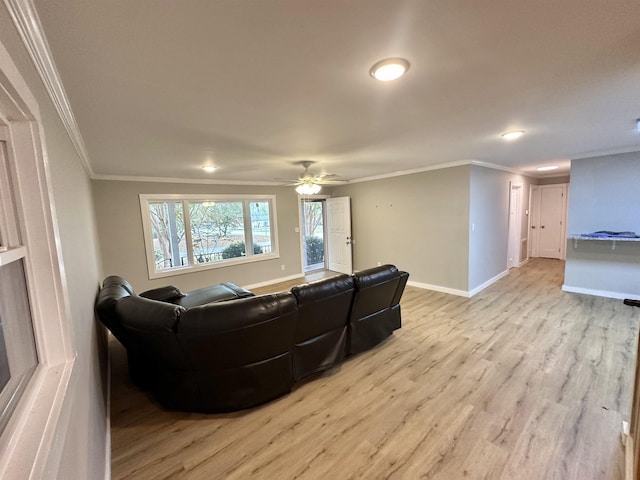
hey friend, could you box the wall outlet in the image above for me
[281,264,285,271]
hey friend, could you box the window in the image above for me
[140,194,278,278]
[0,141,38,435]
[0,72,74,476]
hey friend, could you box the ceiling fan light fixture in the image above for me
[295,182,321,195]
[370,58,410,81]
[500,130,525,140]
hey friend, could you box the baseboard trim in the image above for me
[104,337,112,480]
[407,280,469,298]
[624,424,633,480]
[468,270,509,298]
[561,284,638,300]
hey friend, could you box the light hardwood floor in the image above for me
[110,259,639,479]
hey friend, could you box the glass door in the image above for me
[300,199,326,272]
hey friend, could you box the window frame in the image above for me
[140,193,280,279]
[0,78,75,477]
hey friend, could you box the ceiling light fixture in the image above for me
[295,182,321,195]
[536,165,559,172]
[370,58,410,81]
[202,165,217,173]
[500,130,525,140]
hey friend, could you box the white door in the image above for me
[326,196,352,274]
[530,185,567,259]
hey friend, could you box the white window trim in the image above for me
[0,42,75,478]
[140,193,280,279]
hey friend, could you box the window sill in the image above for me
[0,358,75,478]
[149,252,280,279]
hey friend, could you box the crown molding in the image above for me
[469,160,526,175]
[92,159,543,187]
[347,160,473,184]
[92,173,285,186]
[4,0,94,177]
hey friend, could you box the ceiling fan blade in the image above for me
[317,179,349,185]
[273,177,303,183]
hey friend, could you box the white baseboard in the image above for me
[562,284,638,300]
[244,273,304,290]
[407,280,469,298]
[408,270,510,298]
[468,270,509,297]
[104,338,112,480]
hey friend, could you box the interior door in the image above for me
[326,196,352,274]
[530,185,566,259]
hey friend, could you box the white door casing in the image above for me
[507,184,522,268]
[326,196,352,274]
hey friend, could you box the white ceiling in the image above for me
[34,0,640,183]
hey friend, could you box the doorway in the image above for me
[299,196,353,275]
[300,198,326,272]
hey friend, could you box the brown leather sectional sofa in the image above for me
[96,264,409,413]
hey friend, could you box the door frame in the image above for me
[507,183,523,268]
[297,195,330,273]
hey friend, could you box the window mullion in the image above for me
[244,200,253,257]
[183,201,195,266]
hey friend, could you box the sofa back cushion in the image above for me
[291,274,354,340]
[290,274,354,380]
[351,264,401,319]
[177,292,297,369]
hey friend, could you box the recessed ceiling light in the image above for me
[370,58,410,81]
[202,165,217,173]
[500,130,525,140]
[536,165,559,172]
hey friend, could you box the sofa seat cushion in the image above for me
[140,285,185,302]
[172,282,254,308]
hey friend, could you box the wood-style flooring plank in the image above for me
[109,259,639,479]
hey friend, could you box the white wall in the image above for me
[332,165,471,293]
[92,180,303,292]
[564,152,640,298]
[0,6,106,479]
[468,165,534,292]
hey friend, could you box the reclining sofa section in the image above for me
[96,264,409,413]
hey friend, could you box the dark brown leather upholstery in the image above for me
[349,265,409,355]
[140,281,254,308]
[95,265,408,413]
[176,293,297,411]
[290,274,354,381]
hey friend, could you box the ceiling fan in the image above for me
[279,161,347,195]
